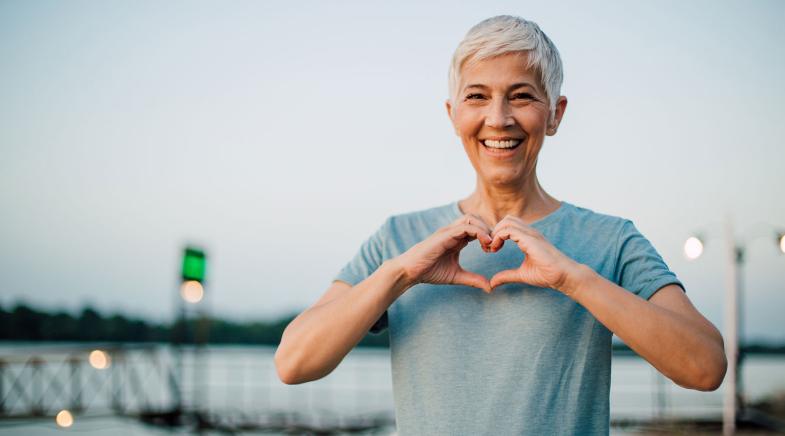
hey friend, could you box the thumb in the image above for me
[490,269,522,290]
[453,269,491,293]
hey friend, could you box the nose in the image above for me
[484,98,514,129]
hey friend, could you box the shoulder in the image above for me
[371,202,459,253]
[563,203,665,270]
[385,201,460,235]
[557,202,631,236]
[553,203,652,278]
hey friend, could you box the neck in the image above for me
[459,172,560,227]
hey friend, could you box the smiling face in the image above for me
[447,52,567,188]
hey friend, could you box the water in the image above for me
[1,343,783,434]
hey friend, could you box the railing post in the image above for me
[30,357,43,416]
[170,344,183,414]
[111,351,123,414]
[0,359,5,416]
[69,356,82,413]
[723,220,739,436]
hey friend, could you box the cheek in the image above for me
[518,107,550,132]
[453,109,482,137]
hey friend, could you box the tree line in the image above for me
[0,303,390,347]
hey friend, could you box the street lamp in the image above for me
[684,220,784,436]
[181,247,207,302]
[180,280,204,304]
[171,246,208,417]
[684,236,705,260]
[174,246,210,419]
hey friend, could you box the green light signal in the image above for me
[182,247,206,282]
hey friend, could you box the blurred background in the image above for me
[1,0,783,434]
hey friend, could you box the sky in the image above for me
[1,0,784,342]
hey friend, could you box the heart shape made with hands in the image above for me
[445,214,574,294]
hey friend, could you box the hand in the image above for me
[488,215,584,294]
[396,214,494,292]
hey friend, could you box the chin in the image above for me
[482,168,525,187]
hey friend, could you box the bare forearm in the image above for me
[565,265,726,391]
[275,260,410,384]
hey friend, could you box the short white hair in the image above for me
[448,15,564,118]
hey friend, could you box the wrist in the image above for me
[558,263,598,299]
[378,258,416,299]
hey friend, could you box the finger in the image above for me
[489,221,511,251]
[490,268,523,289]
[453,269,492,293]
[453,215,493,250]
[490,227,532,252]
[467,215,494,251]
[491,220,538,238]
[489,225,519,251]
[491,215,520,236]
[466,213,493,235]
[435,222,482,246]
[489,229,508,251]
[448,224,492,248]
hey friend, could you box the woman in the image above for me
[275,15,726,435]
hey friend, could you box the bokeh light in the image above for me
[55,409,74,428]
[88,349,111,369]
[180,280,204,303]
[684,236,704,260]
[779,233,785,254]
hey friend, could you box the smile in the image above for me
[481,139,522,150]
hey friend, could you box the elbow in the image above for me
[697,353,727,392]
[275,342,329,385]
[274,346,305,385]
[274,322,341,385]
[694,371,725,392]
[274,321,311,385]
[672,340,727,392]
[690,346,728,392]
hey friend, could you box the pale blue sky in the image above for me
[1,0,784,341]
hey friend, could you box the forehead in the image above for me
[459,52,542,92]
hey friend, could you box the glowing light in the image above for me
[684,236,704,260]
[88,349,111,369]
[181,280,204,303]
[779,233,785,254]
[56,409,74,428]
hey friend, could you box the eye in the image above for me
[512,92,536,100]
[465,93,486,100]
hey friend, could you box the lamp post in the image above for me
[173,246,208,419]
[684,220,784,436]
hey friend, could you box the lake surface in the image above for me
[1,343,783,434]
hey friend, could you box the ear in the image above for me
[546,96,568,136]
[445,99,459,136]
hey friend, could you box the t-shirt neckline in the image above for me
[449,199,570,228]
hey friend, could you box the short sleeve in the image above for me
[333,218,391,333]
[613,220,685,300]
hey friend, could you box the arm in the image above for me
[275,215,494,384]
[274,260,410,385]
[564,272,726,391]
[488,216,727,392]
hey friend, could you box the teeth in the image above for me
[483,139,521,149]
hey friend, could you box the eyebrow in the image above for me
[463,82,538,92]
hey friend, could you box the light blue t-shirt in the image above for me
[335,201,683,435]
